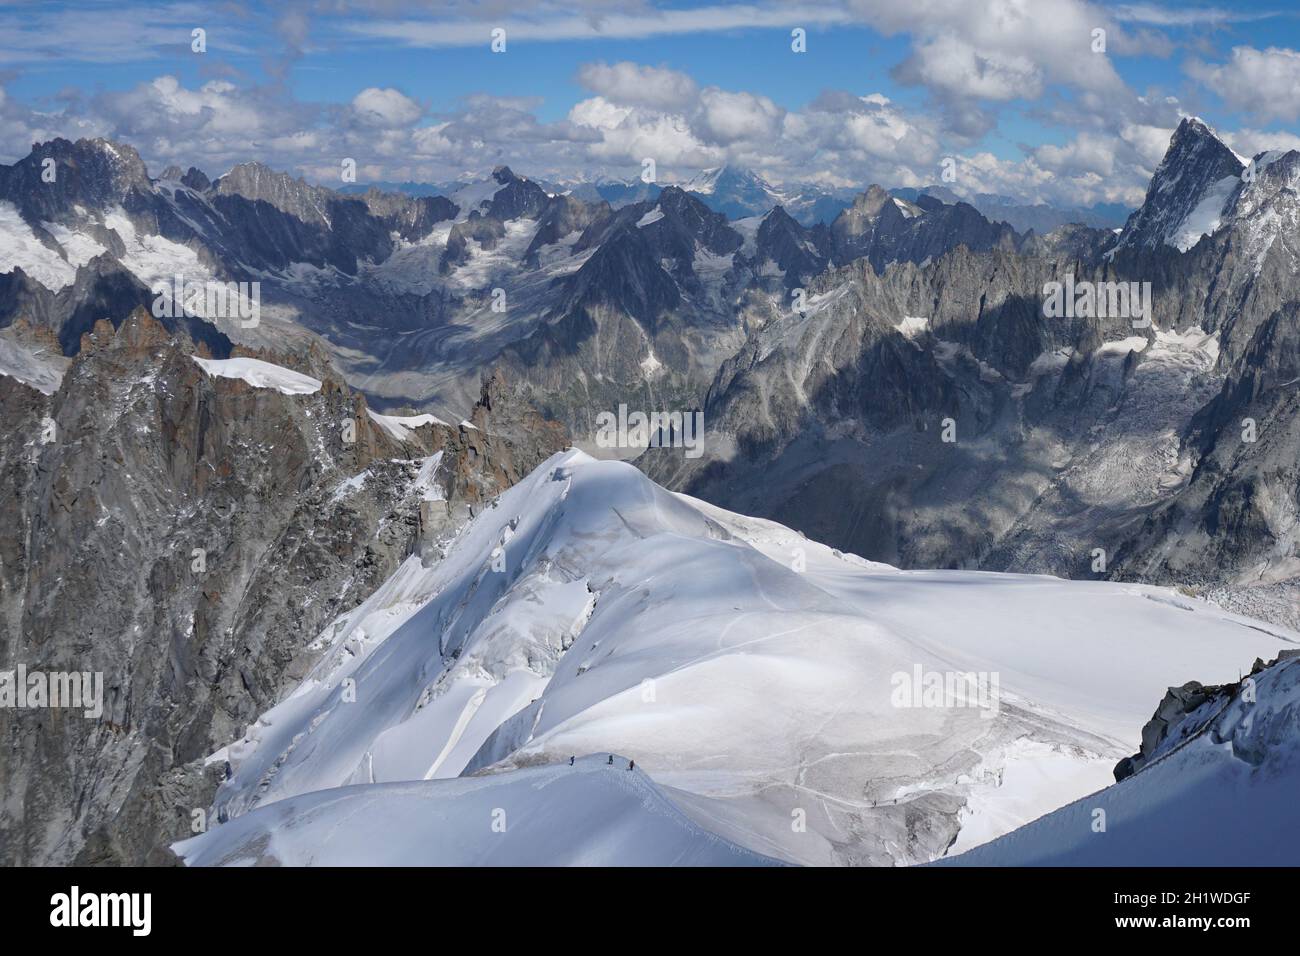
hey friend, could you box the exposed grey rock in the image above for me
[0,306,567,865]
[1111,117,1244,253]
[1113,649,1300,781]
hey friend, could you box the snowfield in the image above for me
[175,450,1298,867]
[366,409,449,442]
[192,356,322,394]
[0,333,68,395]
[176,755,781,867]
[0,201,99,291]
[938,656,1300,866]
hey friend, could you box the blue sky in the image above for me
[2,0,1299,208]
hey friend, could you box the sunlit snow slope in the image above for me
[177,755,781,866]
[174,450,1297,866]
[936,656,1300,866]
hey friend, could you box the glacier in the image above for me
[174,449,1297,866]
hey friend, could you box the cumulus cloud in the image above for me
[1187,46,1300,123]
[854,0,1130,93]
[895,34,1042,102]
[1033,132,1117,177]
[0,64,1149,209]
[849,0,1132,143]
[565,72,945,186]
[568,96,720,169]
[1222,126,1300,160]
[351,88,422,128]
[696,90,782,144]
[2,34,1293,216]
[576,61,697,111]
[1119,121,1179,167]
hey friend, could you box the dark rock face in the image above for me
[361,188,457,242]
[893,184,1130,234]
[1113,681,1217,781]
[7,121,1300,620]
[483,166,551,221]
[828,186,1018,272]
[2,137,1051,447]
[652,186,744,260]
[1097,144,1300,588]
[0,138,151,222]
[0,141,451,377]
[1113,650,1300,781]
[1019,223,1115,261]
[0,307,567,865]
[180,167,212,193]
[1112,118,1244,253]
[642,120,1300,598]
[643,231,1203,572]
[753,206,831,287]
[524,194,608,265]
[491,186,752,431]
[1115,303,1300,585]
[562,225,681,329]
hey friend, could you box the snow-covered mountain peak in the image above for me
[185,450,1295,866]
[1225,147,1300,274]
[1112,116,1245,253]
[680,164,772,195]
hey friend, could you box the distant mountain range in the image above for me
[345,163,1130,231]
[6,115,1300,868]
[6,116,1300,602]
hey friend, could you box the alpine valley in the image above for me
[4,116,1300,867]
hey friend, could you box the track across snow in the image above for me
[179,450,1298,866]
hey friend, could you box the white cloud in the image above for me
[576,62,697,111]
[2,46,1286,215]
[696,90,782,144]
[569,96,636,130]
[1221,126,1300,160]
[900,34,1041,101]
[347,3,853,46]
[848,0,1131,138]
[1113,4,1283,26]
[351,88,422,128]
[1188,46,1300,123]
[1119,122,1177,167]
[1033,132,1117,177]
[568,96,721,168]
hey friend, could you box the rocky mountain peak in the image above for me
[0,137,151,221]
[215,162,335,224]
[831,185,901,241]
[181,166,212,192]
[650,185,742,256]
[1112,116,1245,253]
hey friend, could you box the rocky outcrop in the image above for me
[829,187,1019,272]
[1111,117,1244,253]
[0,306,567,865]
[1114,649,1300,781]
